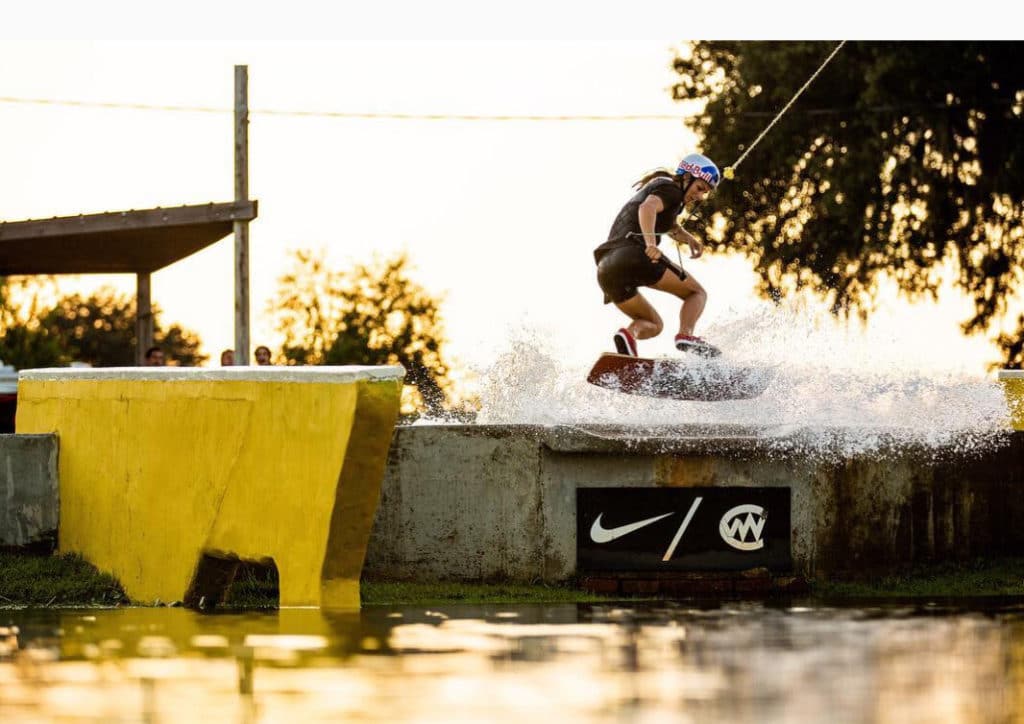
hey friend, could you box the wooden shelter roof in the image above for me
[0,200,258,275]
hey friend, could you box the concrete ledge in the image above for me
[0,434,58,547]
[20,366,404,384]
[365,425,1024,583]
[1000,370,1024,430]
[17,366,403,608]
[416,423,1014,458]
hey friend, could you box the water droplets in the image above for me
[472,303,1010,459]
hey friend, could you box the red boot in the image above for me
[613,328,639,357]
[674,334,721,357]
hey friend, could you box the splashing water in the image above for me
[472,302,1012,458]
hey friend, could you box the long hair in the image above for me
[632,168,686,190]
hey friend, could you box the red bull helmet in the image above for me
[676,153,721,188]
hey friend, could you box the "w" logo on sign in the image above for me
[719,504,768,551]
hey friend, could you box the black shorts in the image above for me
[594,244,687,304]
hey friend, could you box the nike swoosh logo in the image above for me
[590,512,674,543]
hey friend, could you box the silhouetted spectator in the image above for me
[144,346,165,366]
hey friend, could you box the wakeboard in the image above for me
[586,353,772,401]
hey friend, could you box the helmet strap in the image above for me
[674,174,704,269]
[680,174,700,208]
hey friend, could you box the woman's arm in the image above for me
[638,195,664,260]
[667,224,704,259]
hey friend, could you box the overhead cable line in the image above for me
[0,96,687,122]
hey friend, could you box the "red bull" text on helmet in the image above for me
[676,153,721,188]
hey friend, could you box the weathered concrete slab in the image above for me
[0,434,58,547]
[369,426,544,581]
[365,425,1024,582]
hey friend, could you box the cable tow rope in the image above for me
[722,40,847,180]
[667,42,846,268]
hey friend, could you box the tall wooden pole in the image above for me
[233,65,250,365]
[135,272,153,365]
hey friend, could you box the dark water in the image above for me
[2,600,1024,722]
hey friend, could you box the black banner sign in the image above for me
[577,487,791,573]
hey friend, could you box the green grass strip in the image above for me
[814,557,1024,598]
[360,580,611,606]
[0,552,127,606]
[6,551,1024,608]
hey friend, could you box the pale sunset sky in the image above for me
[0,2,1017,382]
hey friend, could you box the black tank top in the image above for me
[594,177,686,260]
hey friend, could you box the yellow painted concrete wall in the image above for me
[1000,371,1024,431]
[16,367,403,608]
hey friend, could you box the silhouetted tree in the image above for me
[671,41,1024,367]
[0,280,206,368]
[0,281,62,369]
[270,250,453,416]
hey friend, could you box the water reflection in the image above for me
[2,601,1023,722]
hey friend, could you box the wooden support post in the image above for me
[233,64,250,365]
[136,272,153,365]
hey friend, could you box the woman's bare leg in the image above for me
[651,268,707,336]
[614,292,663,340]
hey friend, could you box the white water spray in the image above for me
[472,301,1011,458]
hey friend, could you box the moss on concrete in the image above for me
[813,557,1024,598]
[360,580,611,605]
[223,562,279,608]
[224,564,610,607]
[6,551,1024,607]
